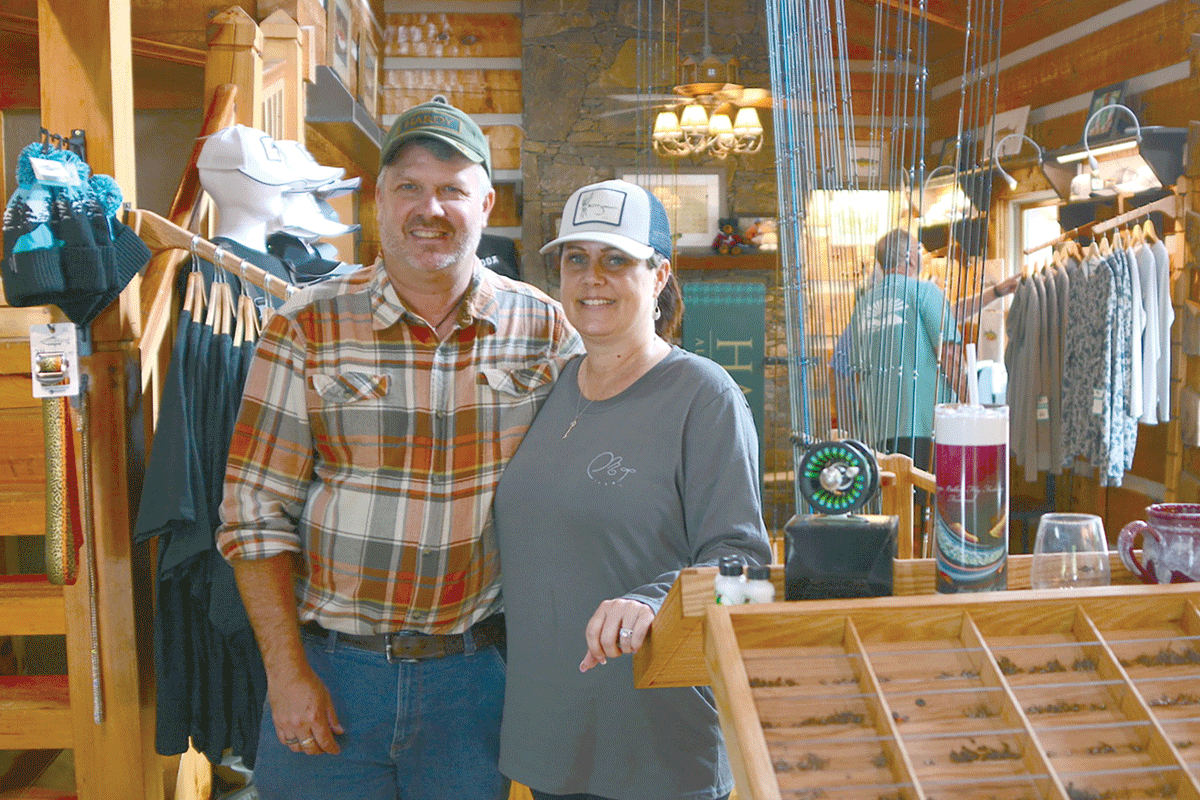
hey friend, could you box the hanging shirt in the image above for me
[1152,239,1174,422]
[1061,255,1116,475]
[1135,243,1161,424]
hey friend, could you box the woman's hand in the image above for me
[579,597,654,672]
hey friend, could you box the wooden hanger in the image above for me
[233,264,260,347]
[1098,233,1112,257]
[1142,218,1158,243]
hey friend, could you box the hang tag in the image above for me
[1036,396,1049,421]
[1091,388,1104,416]
[29,323,81,398]
[29,156,83,188]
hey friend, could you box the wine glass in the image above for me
[1030,513,1111,589]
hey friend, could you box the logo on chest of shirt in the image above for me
[587,452,637,486]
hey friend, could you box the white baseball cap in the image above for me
[197,125,300,187]
[275,140,345,189]
[272,191,360,240]
[539,179,673,261]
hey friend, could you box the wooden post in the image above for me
[36,0,161,797]
[204,6,263,130]
[261,9,305,144]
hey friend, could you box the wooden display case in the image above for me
[634,565,1200,800]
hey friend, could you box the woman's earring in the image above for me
[653,304,662,321]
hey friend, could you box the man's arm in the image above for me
[954,275,1020,321]
[232,554,344,754]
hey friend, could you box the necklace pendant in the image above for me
[563,419,577,439]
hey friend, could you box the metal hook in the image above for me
[189,234,202,273]
[239,260,252,297]
[213,246,228,284]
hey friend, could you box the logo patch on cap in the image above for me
[573,188,627,227]
[399,111,462,136]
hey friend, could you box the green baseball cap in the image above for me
[379,98,491,177]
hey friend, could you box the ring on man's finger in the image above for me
[284,737,301,745]
[619,628,634,638]
[299,736,316,747]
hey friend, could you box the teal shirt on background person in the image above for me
[846,272,960,442]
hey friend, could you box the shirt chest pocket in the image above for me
[477,360,559,445]
[308,372,392,470]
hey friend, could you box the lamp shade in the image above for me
[708,113,733,135]
[733,107,763,134]
[679,104,709,132]
[653,111,681,138]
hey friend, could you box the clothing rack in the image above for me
[123,206,294,302]
[1022,192,1180,255]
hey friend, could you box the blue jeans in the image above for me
[252,627,508,800]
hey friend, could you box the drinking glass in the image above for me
[1030,513,1111,589]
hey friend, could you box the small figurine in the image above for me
[712,217,745,255]
[744,217,779,252]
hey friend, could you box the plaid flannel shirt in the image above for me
[217,260,582,635]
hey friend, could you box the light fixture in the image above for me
[650,0,764,159]
[652,103,763,159]
[991,133,1044,191]
[1081,103,1141,172]
[1040,104,1186,201]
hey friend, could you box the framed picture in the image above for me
[359,35,378,119]
[328,0,352,88]
[852,141,883,181]
[1084,82,1127,142]
[987,105,1031,158]
[621,171,724,250]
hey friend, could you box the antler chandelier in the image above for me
[652,105,763,158]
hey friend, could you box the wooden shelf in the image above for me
[0,577,66,637]
[675,251,778,271]
[0,675,72,749]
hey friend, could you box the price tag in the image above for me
[29,156,82,188]
[1091,388,1104,416]
[29,323,80,398]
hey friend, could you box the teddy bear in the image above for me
[712,217,745,255]
[743,217,778,252]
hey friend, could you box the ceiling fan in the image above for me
[602,0,769,157]
[603,83,771,120]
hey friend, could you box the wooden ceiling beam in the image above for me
[875,0,966,33]
[0,11,205,66]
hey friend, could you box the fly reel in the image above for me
[796,439,879,515]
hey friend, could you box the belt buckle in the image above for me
[385,632,423,664]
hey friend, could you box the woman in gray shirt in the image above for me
[493,180,771,800]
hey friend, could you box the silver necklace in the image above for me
[563,392,596,439]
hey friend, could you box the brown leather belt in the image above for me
[301,615,505,662]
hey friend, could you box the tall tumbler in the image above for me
[934,403,1009,593]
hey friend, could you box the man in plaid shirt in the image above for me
[217,98,581,799]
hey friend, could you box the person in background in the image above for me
[842,229,963,470]
[838,229,1018,469]
[216,98,581,800]
[493,179,772,800]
